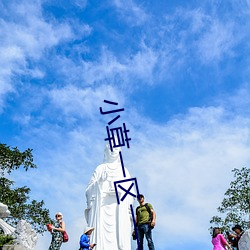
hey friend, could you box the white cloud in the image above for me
[73,0,87,9]
[196,20,235,63]
[159,7,240,67]
[0,1,74,111]
[81,45,158,86]
[223,84,250,115]
[48,84,124,120]
[0,2,73,58]
[0,45,25,110]
[189,8,210,33]
[112,0,148,26]
[127,43,158,84]
[82,48,127,85]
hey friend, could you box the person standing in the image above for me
[231,225,244,250]
[135,194,156,250]
[212,227,232,250]
[79,227,96,250]
[48,212,66,250]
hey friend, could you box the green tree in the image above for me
[0,143,52,233]
[0,234,14,246]
[210,167,250,232]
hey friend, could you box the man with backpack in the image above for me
[135,194,156,250]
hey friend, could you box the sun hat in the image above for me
[84,227,94,234]
[55,212,63,218]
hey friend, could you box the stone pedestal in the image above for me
[2,246,26,250]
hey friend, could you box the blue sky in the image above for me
[1,0,250,249]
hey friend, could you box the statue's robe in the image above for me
[239,229,250,250]
[85,144,134,250]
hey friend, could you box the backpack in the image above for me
[136,203,154,229]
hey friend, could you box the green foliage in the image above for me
[210,167,250,232]
[0,143,52,233]
[0,144,36,175]
[0,234,14,246]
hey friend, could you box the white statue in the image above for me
[13,220,38,250]
[0,202,11,218]
[239,229,250,250]
[0,202,15,235]
[85,140,135,250]
[0,203,37,250]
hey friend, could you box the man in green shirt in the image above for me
[135,194,156,250]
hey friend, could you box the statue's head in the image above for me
[103,136,121,164]
[0,202,10,218]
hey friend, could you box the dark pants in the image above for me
[137,223,155,250]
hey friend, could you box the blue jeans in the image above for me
[137,223,155,250]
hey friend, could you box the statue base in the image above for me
[1,245,26,250]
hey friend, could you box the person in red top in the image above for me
[212,227,232,250]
